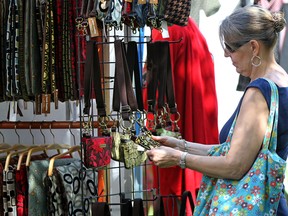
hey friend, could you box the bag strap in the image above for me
[261,78,278,151]
[179,190,194,216]
[92,202,111,216]
[146,41,177,113]
[126,41,144,111]
[83,41,106,117]
[132,198,144,216]
[120,195,133,216]
[225,78,278,151]
[153,195,165,216]
[113,40,138,119]
[146,42,159,113]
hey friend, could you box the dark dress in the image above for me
[219,78,288,215]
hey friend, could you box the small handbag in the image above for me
[163,0,191,26]
[111,129,125,162]
[121,134,147,169]
[194,78,286,215]
[82,134,113,168]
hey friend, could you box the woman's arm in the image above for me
[147,87,269,180]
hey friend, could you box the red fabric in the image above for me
[145,18,219,215]
[16,165,28,216]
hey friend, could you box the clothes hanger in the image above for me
[16,124,46,170]
[0,125,28,155]
[24,124,71,167]
[47,145,81,177]
[44,124,72,153]
[5,147,34,171]
[0,131,11,149]
[69,123,76,146]
[4,125,35,171]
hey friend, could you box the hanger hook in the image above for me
[69,123,76,146]
[14,124,20,144]
[0,131,4,143]
[29,123,35,145]
[49,123,55,144]
[40,123,46,144]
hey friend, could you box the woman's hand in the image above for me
[146,146,182,168]
[152,135,181,149]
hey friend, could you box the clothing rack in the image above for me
[0,120,116,129]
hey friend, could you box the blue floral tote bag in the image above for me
[194,78,286,215]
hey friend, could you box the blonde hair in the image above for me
[219,5,286,49]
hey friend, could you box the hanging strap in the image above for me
[120,194,133,216]
[83,40,106,117]
[146,41,177,113]
[153,195,165,216]
[164,42,177,114]
[146,42,159,113]
[113,40,138,120]
[132,198,144,216]
[179,190,194,216]
[126,41,144,111]
[92,202,111,216]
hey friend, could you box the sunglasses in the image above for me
[224,41,250,53]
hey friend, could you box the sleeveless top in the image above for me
[219,78,288,215]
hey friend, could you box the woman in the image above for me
[146,5,288,215]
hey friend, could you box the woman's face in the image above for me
[224,41,252,77]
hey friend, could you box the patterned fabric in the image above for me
[45,160,98,216]
[3,165,17,216]
[45,169,66,216]
[194,78,287,215]
[15,164,28,216]
[27,158,77,216]
[6,0,20,98]
[0,162,3,216]
[41,0,56,95]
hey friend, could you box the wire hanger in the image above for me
[47,145,81,177]
[69,123,76,146]
[0,131,11,149]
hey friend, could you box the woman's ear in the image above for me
[250,40,260,55]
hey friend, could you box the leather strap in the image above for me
[179,190,194,216]
[146,42,159,113]
[83,40,106,116]
[113,40,138,120]
[92,202,111,216]
[121,197,133,216]
[146,41,177,113]
[126,41,144,111]
[132,198,144,216]
[153,195,165,216]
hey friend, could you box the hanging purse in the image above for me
[111,128,124,162]
[162,0,191,26]
[111,40,148,168]
[121,133,147,169]
[82,133,113,168]
[82,41,112,169]
[194,78,286,215]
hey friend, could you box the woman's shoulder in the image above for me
[247,78,272,95]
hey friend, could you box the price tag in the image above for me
[88,17,99,37]
[161,21,170,38]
